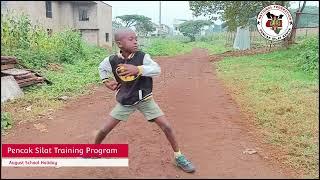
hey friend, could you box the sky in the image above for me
[105,1,319,27]
[104,1,213,27]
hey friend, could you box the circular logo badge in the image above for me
[257,5,293,41]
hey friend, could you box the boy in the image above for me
[96,28,195,173]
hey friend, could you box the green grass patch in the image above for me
[1,112,13,132]
[1,12,109,131]
[141,38,193,56]
[215,37,319,178]
[141,36,230,56]
[190,41,232,54]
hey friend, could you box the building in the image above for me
[1,1,112,48]
[149,23,170,37]
[172,19,187,36]
[158,24,171,36]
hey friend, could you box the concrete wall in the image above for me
[1,1,39,24]
[1,1,112,48]
[73,2,98,29]
[43,1,60,32]
[80,29,99,45]
[2,1,60,32]
[58,1,74,30]
[96,1,112,48]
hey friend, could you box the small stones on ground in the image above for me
[243,148,257,155]
[58,96,69,101]
[26,106,32,111]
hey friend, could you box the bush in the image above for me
[1,112,12,130]
[1,12,99,69]
[294,37,319,75]
[1,12,109,99]
[1,12,32,52]
[1,12,110,134]
[53,30,85,64]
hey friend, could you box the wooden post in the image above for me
[305,28,308,37]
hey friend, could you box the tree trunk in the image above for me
[287,1,306,44]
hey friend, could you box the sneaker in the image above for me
[175,154,195,173]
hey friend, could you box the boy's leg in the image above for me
[95,103,136,144]
[153,115,179,152]
[95,116,120,144]
[153,116,195,173]
[138,98,195,173]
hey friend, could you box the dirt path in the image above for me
[1,49,294,178]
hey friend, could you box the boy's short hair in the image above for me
[114,28,136,41]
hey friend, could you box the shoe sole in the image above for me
[175,163,196,173]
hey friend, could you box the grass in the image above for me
[190,41,232,54]
[215,38,319,178]
[140,38,193,56]
[1,48,108,131]
[1,12,109,132]
[141,36,231,56]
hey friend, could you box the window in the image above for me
[47,29,53,36]
[79,9,89,21]
[105,33,109,42]
[45,1,52,18]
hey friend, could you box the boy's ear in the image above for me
[116,41,122,47]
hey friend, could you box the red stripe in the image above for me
[2,144,128,158]
[266,20,271,27]
[266,20,282,27]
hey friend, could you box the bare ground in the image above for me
[1,49,296,179]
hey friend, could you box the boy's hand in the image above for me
[104,80,120,91]
[117,64,139,77]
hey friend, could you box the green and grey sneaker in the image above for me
[175,155,195,173]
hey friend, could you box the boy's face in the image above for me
[117,31,138,53]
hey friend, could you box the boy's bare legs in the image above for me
[153,115,195,173]
[95,116,121,144]
[95,115,179,149]
[153,116,179,152]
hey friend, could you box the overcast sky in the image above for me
[105,1,319,27]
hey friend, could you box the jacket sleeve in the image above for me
[98,56,114,81]
[139,54,161,77]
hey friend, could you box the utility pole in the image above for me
[158,1,161,36]
[159,1,161,26]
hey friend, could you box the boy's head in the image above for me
[114,28,138,53]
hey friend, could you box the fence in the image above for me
[225,30,272,49]
[224,11,319,48]
[294,12,319,41]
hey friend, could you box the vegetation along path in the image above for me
[1,49,296,178]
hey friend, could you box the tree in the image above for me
[135,21,155,37]
[178,20,212,41]
[115,15,155,37]
[189,1,290,31]
[116,15,151,28]
[286,1,306,43]
[112,20,124,31]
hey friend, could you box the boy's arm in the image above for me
[98,56,114,83]
[99,56,120,91]
[138,54,161,77]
